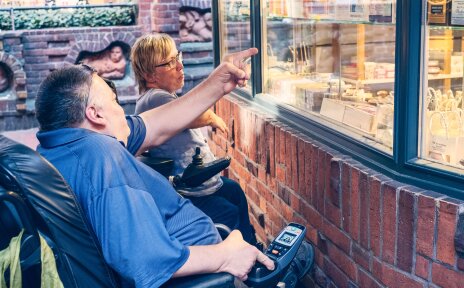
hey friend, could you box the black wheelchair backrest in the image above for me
[0,135,120,287]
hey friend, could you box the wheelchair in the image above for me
[0,136,307,288]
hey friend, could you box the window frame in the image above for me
[212,0,464,199]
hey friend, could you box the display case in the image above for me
[261,1,396,153]
[420,0,464,170]
[217,0,253,92]
[213,0,464,196]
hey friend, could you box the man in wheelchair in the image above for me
[1,47,313,287]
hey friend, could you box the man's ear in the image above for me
[85,105,106,126]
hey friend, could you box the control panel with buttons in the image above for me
[245,223,306,288]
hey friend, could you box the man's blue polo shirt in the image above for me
[36,116,221,287]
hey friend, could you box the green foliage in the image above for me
[0,11,11,30]
[0,6,135,31]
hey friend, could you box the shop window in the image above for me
[218,0,253,93]
[214,1,464,196]
[420,0,464,171]
[259,1,396,154]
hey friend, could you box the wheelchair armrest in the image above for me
[137,155,174,178]
[162,272,234,288]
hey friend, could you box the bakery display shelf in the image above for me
[429,25,464,31]
[427,73,464,80]
[341,77,395,85]
[266,16,395,26]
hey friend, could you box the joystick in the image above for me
[173,147,231,188]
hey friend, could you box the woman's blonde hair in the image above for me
[131,33,176,93]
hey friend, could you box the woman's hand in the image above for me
[210,114,229,134]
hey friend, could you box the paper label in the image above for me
[452,0,464,25]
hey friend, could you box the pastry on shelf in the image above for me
[428,60,441,76]
[368,90,394,104]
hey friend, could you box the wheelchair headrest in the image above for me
[0,135,120,287]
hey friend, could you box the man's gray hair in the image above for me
[35,65,94,132]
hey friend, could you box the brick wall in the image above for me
[0,26,143,130]
[150,0,180,38]
[210,95,464,288]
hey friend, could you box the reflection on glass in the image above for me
[262,0,396,153]
[219,0,252,92]
[420,0,464,170]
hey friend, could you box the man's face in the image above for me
[110,46,123,63]
[88,74,130,144]
[153,49,184,93]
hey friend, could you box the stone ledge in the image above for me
[180,41,212,52]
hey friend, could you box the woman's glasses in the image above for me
[154,51,183,69]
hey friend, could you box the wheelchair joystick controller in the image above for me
[245,223,306,288]
[173,147,231,188]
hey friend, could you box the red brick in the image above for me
[249,113,258,162]
[289,190,301,213]
[298,138,305,195]
[247,184,260,206]
[327,242,357,281]
[266,121,275,178]
[282,203,293,221]
[291,134,299,192]
[266,205,285,233]
[315,246,324,268]
[323,257,351,288]
[256,179,272,202]
[359,171,369,249]
[245,158,258,177]
[372,258,424,288]
[233,148,246,167]
[325,200,342,228]
[353,242,370,271]
[257,166,266,183]
[303,141,313,203]
[369,177,382,257]
[277,182,291,206]
[382,183,397,264]
[432,262,464,288]
[257,118,267,167]
[311,144,319,208]
[436,199,459,266]
[307,224,318,245]
[322,219,351,254]
[415,254,430,280]
[327,158,341,208]
[266,174,276,192]
[397,189,415,272]
[301,201,323,231]
[285,130,293,185]
[233,103,241,150]
[276,164,286,183]
[416,194,436,258]
[341,163,351,234]
[279,126,287,166]
[317,150,326,214]
[358,268,382,288]
[274,125,281,165]
[311,146,319,209]
[350,167,360,242]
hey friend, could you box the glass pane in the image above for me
[261,0,396,153]
[420,0,464,171]
[218,0,252,93]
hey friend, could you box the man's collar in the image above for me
[37,128,101,148]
